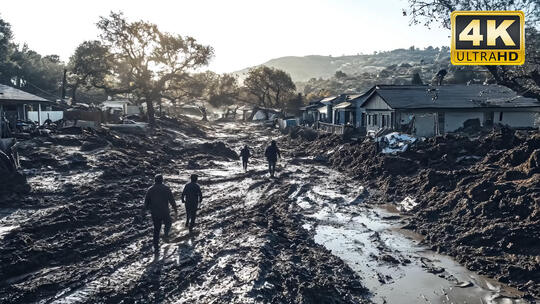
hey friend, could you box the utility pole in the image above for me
[61,69,67,101]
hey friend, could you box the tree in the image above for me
[0,17,12,79]
[7,44,64,99]
[404,0,540,99]
[207,73,239,108]
[244,66,296,112]
[181,71,239,120]
[411,72,423,85]
[67,40,112,101]
[73,12,213,124]
[335,70,347,78]
[286,93,304,116]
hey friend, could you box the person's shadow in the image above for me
[138,231,200,302]
[139,246,170,302]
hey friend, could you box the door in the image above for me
[437,112,445,134]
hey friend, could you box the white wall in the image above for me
[494,111,540,128]
[27,111,63,123]
[444,112,483,132]
[413,113,436,137]
[126,105,140,115]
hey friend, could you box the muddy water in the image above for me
[0,122,532,303]
[287,162,529,304]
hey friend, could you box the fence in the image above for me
[317,122,346,134]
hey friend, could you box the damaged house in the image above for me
[358,84,540,137]
[0,84,63,136]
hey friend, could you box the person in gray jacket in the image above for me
[144,174,177,255]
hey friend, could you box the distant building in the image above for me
[101,100,141,115]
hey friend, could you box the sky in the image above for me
[0,0,450,73]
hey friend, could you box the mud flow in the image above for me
[0,120,536,303]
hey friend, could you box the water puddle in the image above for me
[292,164,530,304]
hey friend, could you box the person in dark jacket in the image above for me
[144,174,177,255]
[239,145,251,171]
[264,140,281,178]
[182,174,203,230]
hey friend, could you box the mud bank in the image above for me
[0,119,369,303]
[285,127,540,299]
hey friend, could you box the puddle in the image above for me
[292,165,531,304]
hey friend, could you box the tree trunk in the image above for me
[71,85,78,102]
[146,99,156,125]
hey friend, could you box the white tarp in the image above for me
[253,110,277,121]
[377,132,417,154]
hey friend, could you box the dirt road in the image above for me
[0,121,533,303]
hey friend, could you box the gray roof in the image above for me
[0,84,50,103]
[364,84,540,109]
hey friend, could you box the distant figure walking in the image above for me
[239,145,251,171]
[265,140,281,178]
[182,174,203,230]
[144,174,177,256]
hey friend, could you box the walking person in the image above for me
[182,174,203,231]
[143,174,178,257]
[239,145,251,171]
[264,140,281,178]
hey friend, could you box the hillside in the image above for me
[234,47,493,99]
[233,47,452,81]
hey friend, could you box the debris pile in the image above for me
[376,132,417,154]
[288,126,540,298]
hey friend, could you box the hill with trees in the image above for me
[234,47,493,101]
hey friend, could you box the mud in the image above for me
[286,126,540,300]
[0,119,369,303]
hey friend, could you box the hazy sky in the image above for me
[1,0,450,73]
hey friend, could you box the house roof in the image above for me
[334,102,353,109]
[0,84,50,104]
[300,102,323,111]
[362,84,540,109]
[320,96,337,104]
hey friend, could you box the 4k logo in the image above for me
[451,11,524,65]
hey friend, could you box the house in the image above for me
[299,100,323,125]
[315,94,351,123]
[359,84,540,137]
[0,84,63,136]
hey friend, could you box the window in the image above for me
[368,115,372,125]
[499,112,503,121]
[382,115,386,128]
[361,113,366,126]
[373,114,378,126]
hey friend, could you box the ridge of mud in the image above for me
[285,126,540,299]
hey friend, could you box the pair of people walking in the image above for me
[239,140,281,178]
[143,174,202,255]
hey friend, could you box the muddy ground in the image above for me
[0,118,368,303]
[285,125,539,300]
[1,118,538,303]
